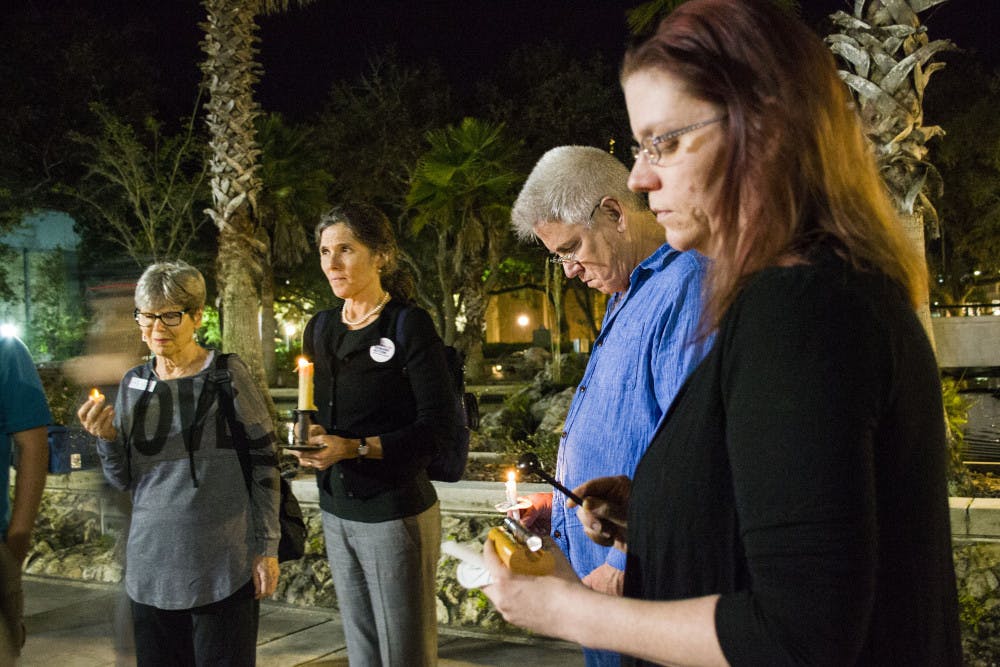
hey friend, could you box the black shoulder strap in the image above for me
[212,353,254,496]
[392,304,410,357]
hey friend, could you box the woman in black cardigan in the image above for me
[480,1,962,665]
[293,203,454,667]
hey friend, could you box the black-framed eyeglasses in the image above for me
[134,309,187,327]
[548,198,604,265]
[630,115,727,166]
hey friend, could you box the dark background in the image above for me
[11,0,996,121]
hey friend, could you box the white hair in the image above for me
[135,260,206,312]
[510,145,647,241]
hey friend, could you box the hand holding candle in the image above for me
[78,387,116,442]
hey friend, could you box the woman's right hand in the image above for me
[77,395,118,441]
[570,476,631,553]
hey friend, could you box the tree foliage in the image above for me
[61,103,210,265]
[406,118,523,375]
[314,54,455,218]
[477,43,629,164]
[255,112,334,381]
[923,55,1000,303]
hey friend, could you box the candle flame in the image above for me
[296,356,311,369]
[89,388,104,402]
[507,470,516,483]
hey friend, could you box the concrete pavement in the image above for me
[18,575,584,666]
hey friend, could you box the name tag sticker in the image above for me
[128,376,156,392]
[370,338,396,363]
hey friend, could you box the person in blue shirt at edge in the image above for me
[0,335,52,662]
[509,145,712,667]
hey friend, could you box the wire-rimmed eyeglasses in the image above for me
[630,115,726,166]
[134,309,188,327]
[548,199,605,265]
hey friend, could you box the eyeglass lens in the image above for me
[135,311,185,326]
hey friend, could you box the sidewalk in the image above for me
[18,575,584,666]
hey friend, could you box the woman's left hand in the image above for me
[289,424,353,471]
[480,534,582,636]
[252,555,280,599]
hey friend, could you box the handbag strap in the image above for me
[210,353,254,497]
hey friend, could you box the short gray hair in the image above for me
[135,260,206,313]
[510,146,647,241]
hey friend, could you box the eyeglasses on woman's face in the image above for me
[134,309,187,327]
[630,115,727,167]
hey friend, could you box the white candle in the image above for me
[296,357,315,410]
[506,470,520,520]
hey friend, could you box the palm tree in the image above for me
[406,117,523,379]
[255,112,333,383]
[198,0,313,398]
[825,0,954,344]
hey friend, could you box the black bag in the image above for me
[392,307,476,482]
[212,353,307,563]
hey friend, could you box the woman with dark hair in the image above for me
[77,260,280,666]
[480,1,962,665]
[291,203,454,666]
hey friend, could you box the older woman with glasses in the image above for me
[77,260,280,667]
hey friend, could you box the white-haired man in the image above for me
[509,145,711,667]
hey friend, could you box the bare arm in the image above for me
[6,426,49,563]
[482,537,728,666]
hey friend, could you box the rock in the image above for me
[536,387,574,433]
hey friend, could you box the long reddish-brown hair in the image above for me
[622,0,927,330]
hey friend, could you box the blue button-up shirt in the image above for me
[551,244,712,575]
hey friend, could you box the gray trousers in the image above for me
[322,502,441,667]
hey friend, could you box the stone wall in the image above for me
[16,473,1000,661]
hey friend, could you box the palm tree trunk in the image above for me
[200,0,274,413]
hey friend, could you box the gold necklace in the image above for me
[341,291,390,326]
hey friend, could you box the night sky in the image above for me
[11,0,1000,120]
[254,0,998,117]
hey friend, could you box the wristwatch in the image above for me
[357,436,369,459]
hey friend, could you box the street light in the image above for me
[284,322,297,350]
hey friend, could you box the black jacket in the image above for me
[303,299,453,521]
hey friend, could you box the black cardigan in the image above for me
[624,250,962,666]
[302,300,453,522]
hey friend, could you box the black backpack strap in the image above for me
[393,305,410,361]
[211,353,253,496]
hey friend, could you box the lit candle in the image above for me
[506,470,520,520]
[89,388,105,403]
[296,357,315,410]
